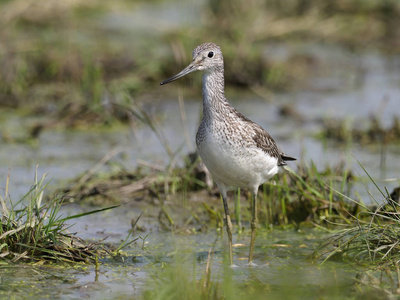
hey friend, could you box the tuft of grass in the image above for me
[0,169,119,263]
[313,221,400,264]
[312,159,400,266]
[257,162,359,228]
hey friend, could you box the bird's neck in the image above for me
[202,69,228,120]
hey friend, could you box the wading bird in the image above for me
[161,43,296,265]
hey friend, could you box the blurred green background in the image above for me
[1,0,399,126]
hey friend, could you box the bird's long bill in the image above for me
[160,62,198,85]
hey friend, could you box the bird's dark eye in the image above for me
[208,51,214,58]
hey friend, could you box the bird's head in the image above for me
[160,42,223,85]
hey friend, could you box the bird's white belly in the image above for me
[197,131,279,189]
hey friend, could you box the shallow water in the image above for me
[0,223,361,299]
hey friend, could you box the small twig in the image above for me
[137,159,166,172]
[11,250,29,262]
[131,209,146,231]
[203,249,213,290]
[79,147,127,184]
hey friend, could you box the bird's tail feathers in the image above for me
[281,154,296,161]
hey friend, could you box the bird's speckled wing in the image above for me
[233,110,286,165]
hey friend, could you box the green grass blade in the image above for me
[55,205,121,224]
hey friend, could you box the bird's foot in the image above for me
[247,261,258,267]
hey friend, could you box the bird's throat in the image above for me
[202,71,227,119]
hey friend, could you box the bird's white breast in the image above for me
[196,119,279,190]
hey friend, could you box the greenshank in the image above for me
[161,42,296,265]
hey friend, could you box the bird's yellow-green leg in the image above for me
[221,193,234,266]
[249,193,258,264]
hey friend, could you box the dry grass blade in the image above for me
[79,147,127,185]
